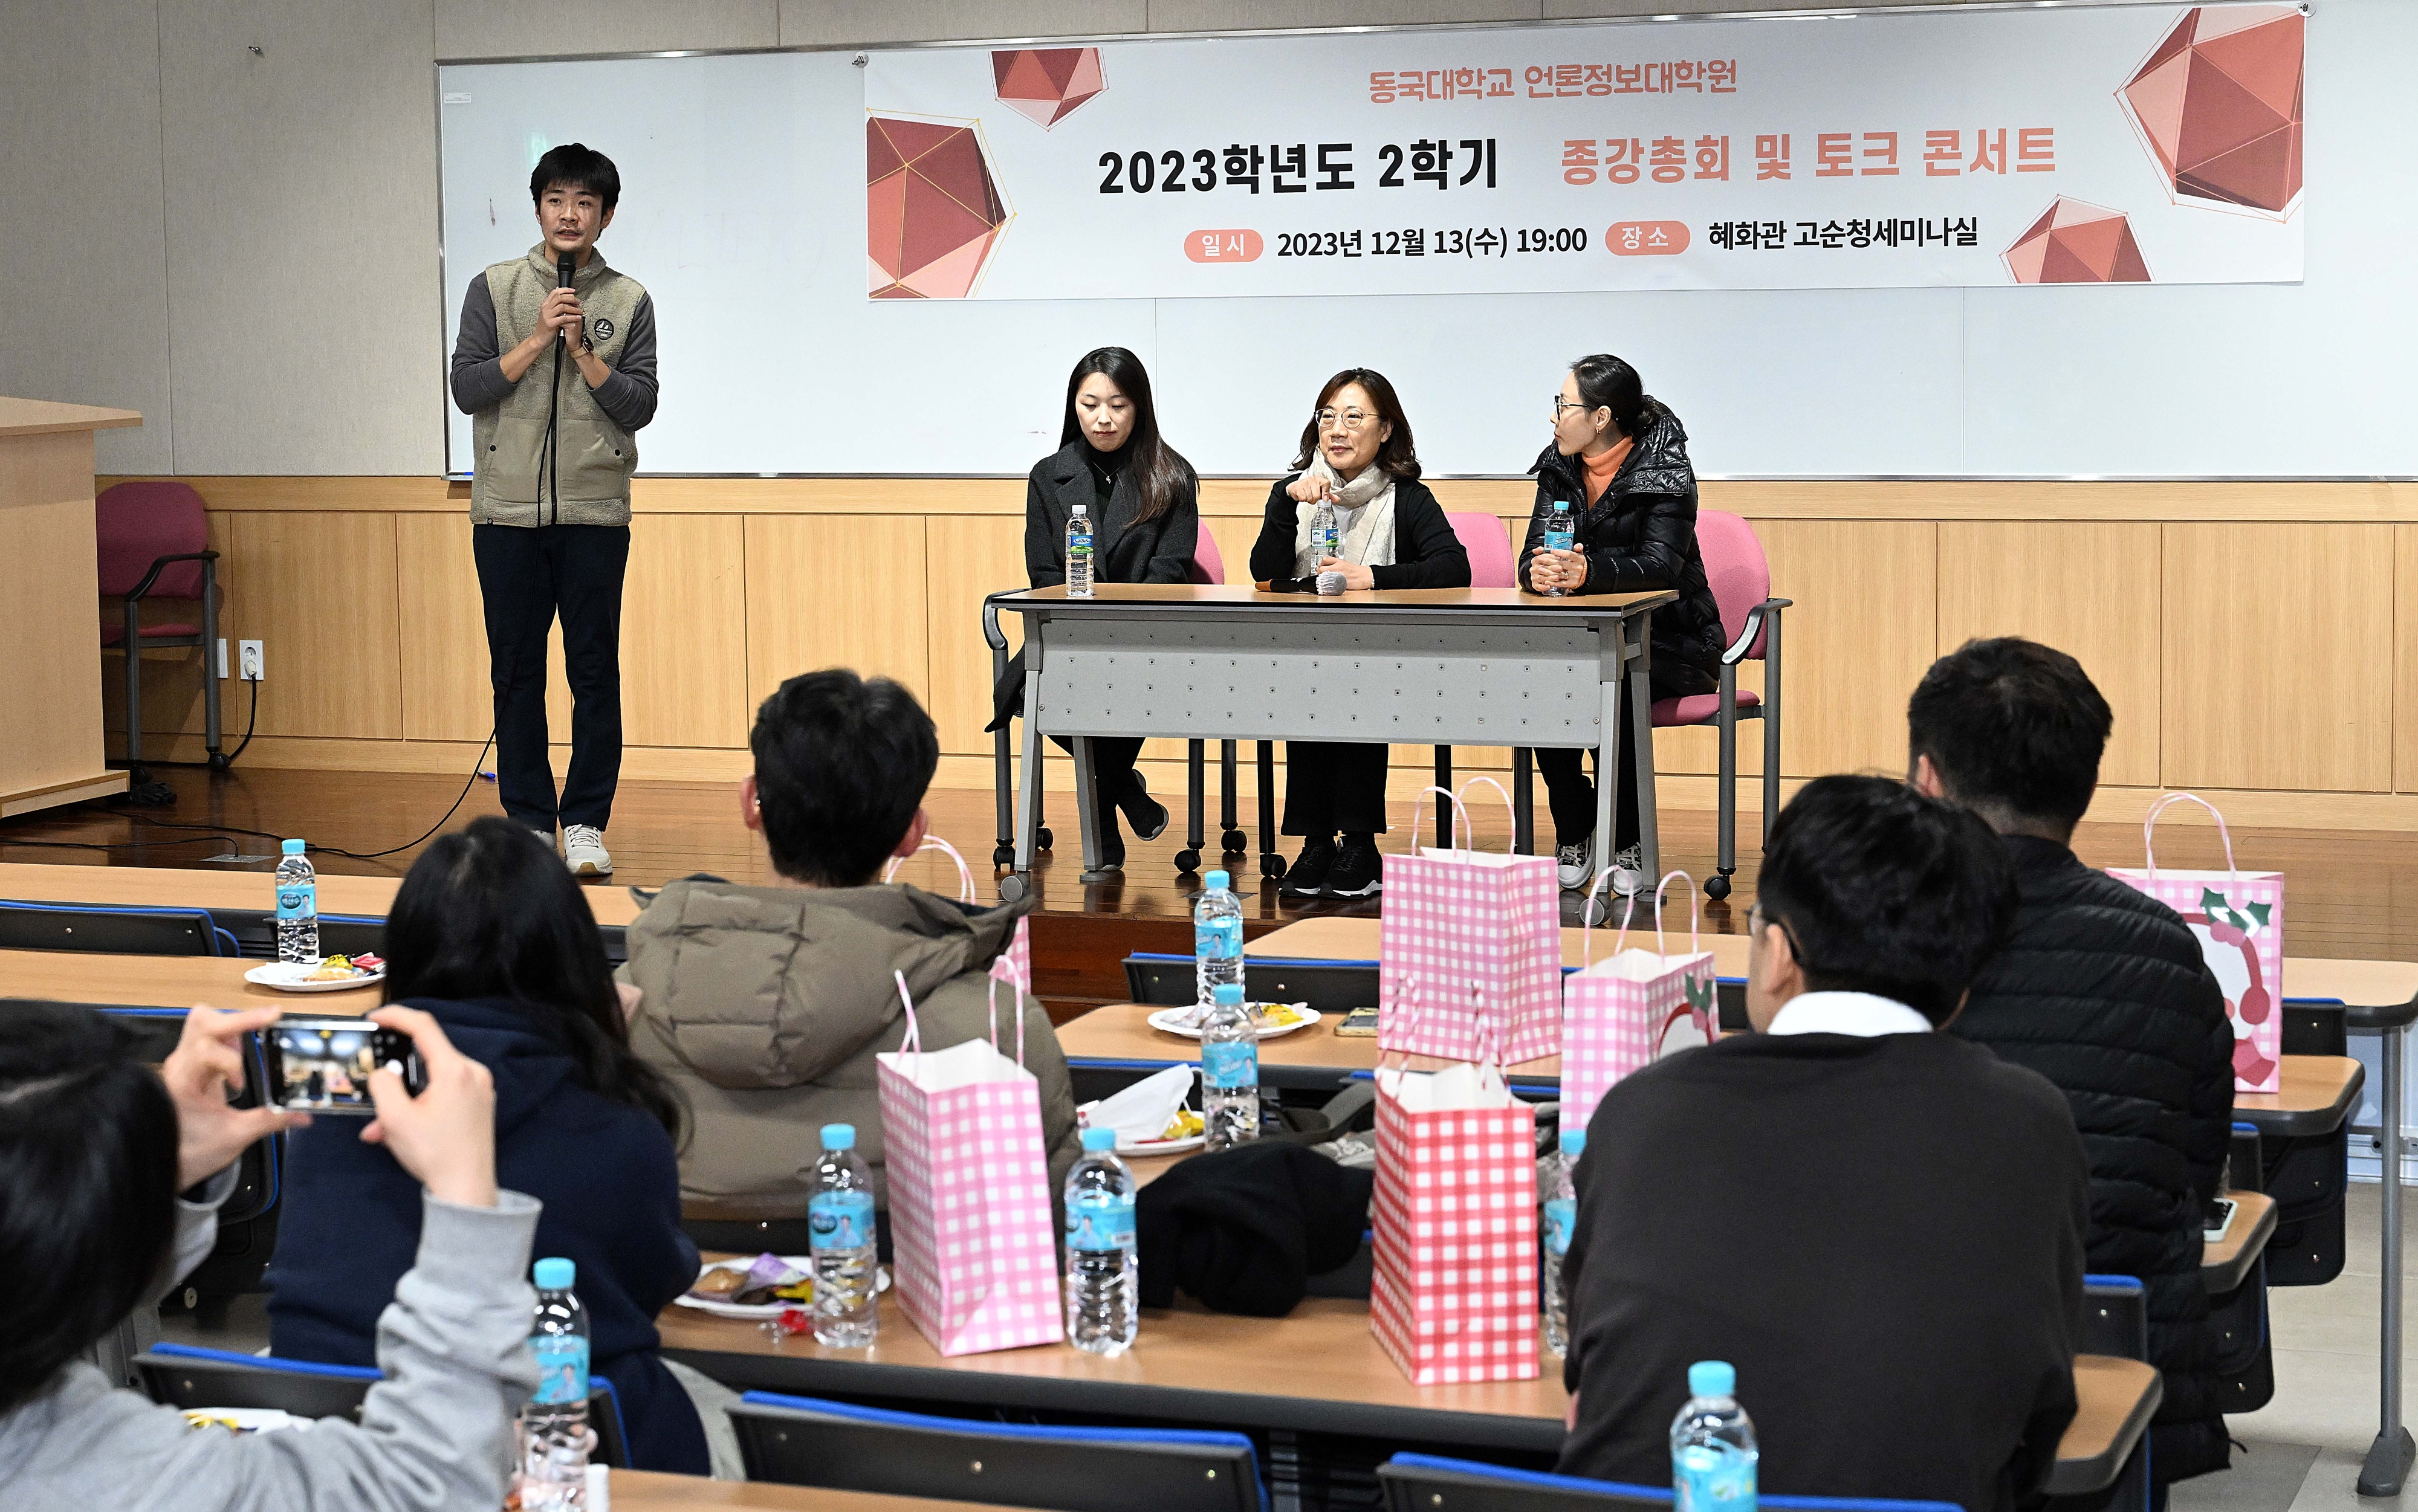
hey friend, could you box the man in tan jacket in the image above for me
[620,670,1080,1237]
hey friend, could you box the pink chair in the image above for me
[97,482,224,772]
[1648,511,1789,899]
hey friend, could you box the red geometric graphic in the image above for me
[2118,4,2303,217]
[992,48,1105,129]
[2003,198,2151,284]
[867,116,1008,300]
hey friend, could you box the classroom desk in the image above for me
[611,1468,1000,1511]
[2205,1191,2279,1296]
[661,1283,2153,1494]
[0,945,381,1013]
[988,584,1676,888]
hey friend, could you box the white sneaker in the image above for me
[562,824,612,877]
[1555,837,1593,892]
[1609,844,1646,897]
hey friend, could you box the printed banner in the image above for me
[863,4,2303,299]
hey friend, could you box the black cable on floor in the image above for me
[310,730,497,862]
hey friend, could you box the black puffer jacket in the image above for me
[1951,835,2235,1484]
[1517,409,1723,678]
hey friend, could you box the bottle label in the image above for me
[1194,916,1242,960]
[1068,1191,1135,1252]
[275,882,317,922]
[1543,1197,1575,1257]
[1202,1038,1258,1091]
[809,1190,875,1253]
[530,1335,589,1406]
[1676,1443,1756,1512]
[1544,528,1575,553]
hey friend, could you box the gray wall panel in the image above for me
[436,0,778,60]
[779,1,1146,48]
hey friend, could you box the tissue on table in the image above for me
[1078,1062,1197,1145]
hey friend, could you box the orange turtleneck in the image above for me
[1581,436,1632,507]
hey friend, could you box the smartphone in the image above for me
[2203,1196,2238,1242]
[1335,1006,1380,1038]
[262,1016,424,1114]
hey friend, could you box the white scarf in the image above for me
[1290,457,1396,578]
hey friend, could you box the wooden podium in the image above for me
[0,397,143,817]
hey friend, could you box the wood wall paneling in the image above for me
[924,514,1028,757]
[624,515,750,748]
[2161,523,2394,793]
[2400,525,2418,795]
[226,512,404,740]
[395,513,489,743]
[745,515,930,711]
[1936,522,2162,789]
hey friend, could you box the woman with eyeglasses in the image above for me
[1248,367,1471,899]
[1520,354,1723,899]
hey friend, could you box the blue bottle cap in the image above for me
[533,1257,575,1291]
[1205,870,1230,890]
[1688,1360,1736,1398]
[1081,1126,1118,1152]
[1213,983,1243,1006]
[821,1123,857,1151]
[281,838,306,855]
[1559,1128,1586,1158]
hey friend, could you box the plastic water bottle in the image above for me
[1311,498,1340,561]
[1542,1128,1584,1356]
[274,838,319,963]
[1542,500,1577,598]
[521,1256,591,1511]
[1201,982,1260,1152]
[809,1123,879,1348]
[1066,504,1095,598]
[1064,1126,1139,1355]
[1671,1360,1759,1512]
[1194,868,1243,1010]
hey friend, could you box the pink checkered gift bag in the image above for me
[1379,781,1561,1064]
[886,835,1032,994]
[2109,793,2285,1093]
[1560,869,1719,1139]
[1370,1006,1540,1384]
[874,967,1060,1356]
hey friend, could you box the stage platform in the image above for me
[2,765,2408,1018]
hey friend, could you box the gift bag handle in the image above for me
[1454,775,1518,855]
[894,969,924,1059]
[2142,791,2241,884]
[986,955,1029,1067]
[1607,870,1702,962]
[1402,787,1474,857]
[884,835,977,903]
[1375,972,1426,1081]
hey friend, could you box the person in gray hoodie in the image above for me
[621,668,1081,1228]
[0,999,542,1510]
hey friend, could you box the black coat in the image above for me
[1517,410,1724,677]
[1023,440,1199,588]
[1246,473,1471,590]
[1951,836,2236,1482]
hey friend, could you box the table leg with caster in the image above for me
[1257,741,1285,882]
[1178,740,1205,874]
[1220,740,1246,855]
[2361,1021,2413,1497]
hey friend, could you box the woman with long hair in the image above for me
[1020,346,1202,873]
[267,816,708,1472]
[1246,367,1471,900]
[1520,354,1722,897]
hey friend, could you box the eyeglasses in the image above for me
[1314,409,1377,431]
[1552,397,1593,416]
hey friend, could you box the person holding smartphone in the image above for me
[1248,368,1470,899]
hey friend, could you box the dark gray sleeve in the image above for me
[590,292,659,431]
[448,274,516,415]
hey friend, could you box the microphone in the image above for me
[556,253,577,344]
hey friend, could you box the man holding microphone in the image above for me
[449,144,657,877]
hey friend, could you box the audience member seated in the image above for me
[621,668,1081,1224]
[267,817,707,1472]
[1911,636,2235,1485]
[0,999,536,1509]
[1558,774,2087,1512]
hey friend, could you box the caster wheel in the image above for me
[992,845,1014,868]
[1222,829,1248,854]
[1262,853,1288,880]
[1705,874,1732,901]
[207,752,230,772]
[1580,895,1610,929]
[998,873,1029,903]
[1036,827,1055,852]
[1175,848,1202,873]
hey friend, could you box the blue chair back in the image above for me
[1378,1455,1964,1512]
[0,900,234,956]
[734,1390,1261,1512]
[2081,1275,2149,1361]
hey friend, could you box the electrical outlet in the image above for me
[216,639,229,679]
[239,641,264,682]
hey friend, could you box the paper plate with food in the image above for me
[1123,1106,1206,1156]
[1146,1001,1321,1041]
[244,954,386,993]
[677,1252,889,1319]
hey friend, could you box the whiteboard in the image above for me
[435,1,2418,480]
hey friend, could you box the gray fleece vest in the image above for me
[470,247,647,527]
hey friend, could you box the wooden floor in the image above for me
[2,763,2410,1010]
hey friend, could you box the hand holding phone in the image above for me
[164,1004,302,1191]
[264,1016,425,1114]
[357,1006,498,1209]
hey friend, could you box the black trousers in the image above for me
[1283,741,1392,837]
[1049,736,1144,836]
[1536,659,1717,850]
[473,523,629,831]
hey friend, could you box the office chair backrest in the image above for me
[1378,1455,1964,1512]
[2081,1275,2150,1361]
[0,901,228,956]
[1693,511,1773,659]
[1448,512,1518,589]
[96,481,210,599]
[1188,527,1227,586]
[734,1391,1261,1512]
